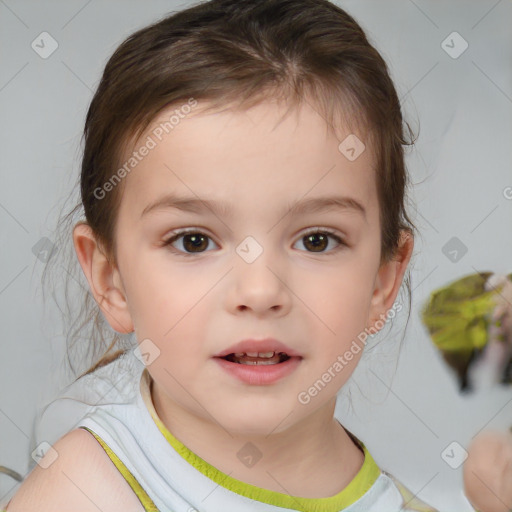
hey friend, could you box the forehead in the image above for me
[117,99,378,225]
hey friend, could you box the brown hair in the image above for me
[43,0,418,384]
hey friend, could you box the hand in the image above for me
[463,430,512,512]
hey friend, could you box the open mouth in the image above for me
[214,349,302,384]
[220,351,292,365]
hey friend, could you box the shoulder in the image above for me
[7,428,145,512]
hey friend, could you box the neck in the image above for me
[150,378,364,498]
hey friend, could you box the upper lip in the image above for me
[213,338,302,358]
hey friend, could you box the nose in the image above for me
[227,246,292,317]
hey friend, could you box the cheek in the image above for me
[126,252,173,308]
[296,259,375,332]
[128,259,214,353]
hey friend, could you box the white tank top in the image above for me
[71,365,438,512]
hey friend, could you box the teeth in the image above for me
[235,351,276,358]
[223,351,292,365]
[239,359,278,365]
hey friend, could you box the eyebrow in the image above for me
[140,192,367,222]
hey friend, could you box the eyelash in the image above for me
[162,227,347,257]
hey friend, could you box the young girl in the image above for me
[3,0,467,510]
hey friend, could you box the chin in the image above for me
[216,401,298,438]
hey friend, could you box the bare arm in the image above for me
[7,428,145,512]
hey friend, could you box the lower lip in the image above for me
[213,356,302,385]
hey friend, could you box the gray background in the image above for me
[1,0,511,510]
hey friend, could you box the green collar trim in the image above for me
[140,370,381,512]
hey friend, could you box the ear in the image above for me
[72,222,134,334]
[367,230,414,330]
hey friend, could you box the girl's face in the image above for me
[107,99,411,435]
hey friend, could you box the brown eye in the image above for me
[294,229,345,253]
[304,232,329,252]
[181,233,209,252]
[163,230,217,256]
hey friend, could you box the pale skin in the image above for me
[463,431,512,512]
[72,98,414,499]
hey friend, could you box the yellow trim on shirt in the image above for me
[78,426,159,512]
[140,368,381,512]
